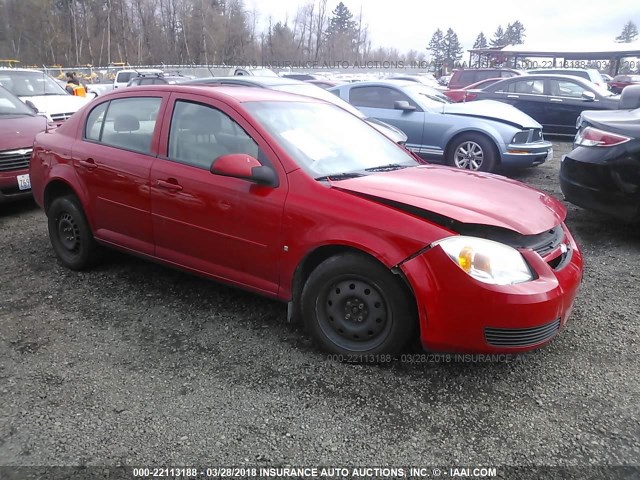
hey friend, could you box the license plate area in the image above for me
[17,174,31,190]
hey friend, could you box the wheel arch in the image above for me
[287,244,417,324]
[444,128,504,166]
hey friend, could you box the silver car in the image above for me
[330,80,553,172]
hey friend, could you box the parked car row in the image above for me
[2,68,638,361]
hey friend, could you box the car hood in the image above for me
[442,100,541,129]
[0,115,47,150]
[581,108,640,137]
[18,94,90,115]
[332,165,566,235]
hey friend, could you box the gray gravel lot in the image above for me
[0,140,639,472]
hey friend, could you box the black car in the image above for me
[470,74,619,135]
[560,85,640,221]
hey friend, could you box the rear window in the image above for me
[116,72,134,83]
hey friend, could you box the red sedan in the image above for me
[29,85,583,357]
[0,86,48,202]
[608,74,640,94]
[444,78,502,103]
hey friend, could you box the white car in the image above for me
[0,68,89,124]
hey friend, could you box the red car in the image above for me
[444,78,502,103]
[29,85,583,357]
[0,86,48,203]
[608,74,640,94]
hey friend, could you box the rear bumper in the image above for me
[500,140,553,167]
[400,224,583,353]
[560,149,640,221]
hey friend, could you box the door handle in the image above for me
[507,95,519,99]
[550,98,563,103]
[156,179,183,192]
[78,158,97,170]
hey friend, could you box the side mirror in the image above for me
[394,100,416,111]
[211,154,278,187]
[24,100,39,113]
[581,91,596,102]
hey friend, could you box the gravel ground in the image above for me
[0,140,638,473]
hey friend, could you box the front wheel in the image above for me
[48,195,103,270]
[447,133,497,173]
[301,253,417,357]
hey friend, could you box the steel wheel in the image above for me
[301,253,417,357]
[48,195,103,270]
[316,275,392,352]
[454,141,484,170]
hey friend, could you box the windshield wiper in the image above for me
[364,163,410,172]
[314,172,365,181]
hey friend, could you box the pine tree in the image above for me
[428,28,445,70]
[615,21,639,43]
[325,1,357,60]
[490,25,505,47]
[505,21,526,45]
[473,32,488,49]
[442,28,463,71]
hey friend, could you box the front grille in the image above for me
[529,225,564,257]
[485,318,561,347]
[0,148,31,172]
[50,112,75,123]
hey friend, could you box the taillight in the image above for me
[465,92,478,102]
[574,126,631,147]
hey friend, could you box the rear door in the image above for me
[72,93,168,254]
[150,93,288,295]
[489,78,547,127]
[347,85,425,153]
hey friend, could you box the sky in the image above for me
[249,0,640,56]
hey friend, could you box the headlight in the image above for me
[433,236,533,285]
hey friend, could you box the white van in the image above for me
[113,69,163,89]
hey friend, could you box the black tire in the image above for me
[301,253,417,357]
[48,195,103,270]
[446,132,497,173]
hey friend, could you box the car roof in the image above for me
[337,79,417,88]
[188,76,304,87]
[493,73,592,83]
[100,84,327,104]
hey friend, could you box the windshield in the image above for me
[245,101,418,179]
[272,83,365,118]
[0,86,34,115]
[0,70,68,96]
[404,84,452,107]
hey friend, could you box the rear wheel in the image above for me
[301,253,417,357]
[48,195,103,270]
[447,133,497,172]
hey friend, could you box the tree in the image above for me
[490,25,505,47]
[473,32,487,49]
[505,21,526,45]
[325,1,357,61]
[428,28,444,72]
[616,20,639,43]
[442,28,463,72]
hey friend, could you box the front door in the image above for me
[150,93,287,295]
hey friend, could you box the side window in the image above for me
[98,97,162,153]
[459,71,475,83]
[498,79,544,94]
[167,100,261,170]
[140,78,155,85]
[549,80,588,98]
[349,86,416,109]
[84,102,109,140]
[116,72,133,83]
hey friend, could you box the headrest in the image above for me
[114,114,140,132]
[619,84,640,110]
[181,109,221,135]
